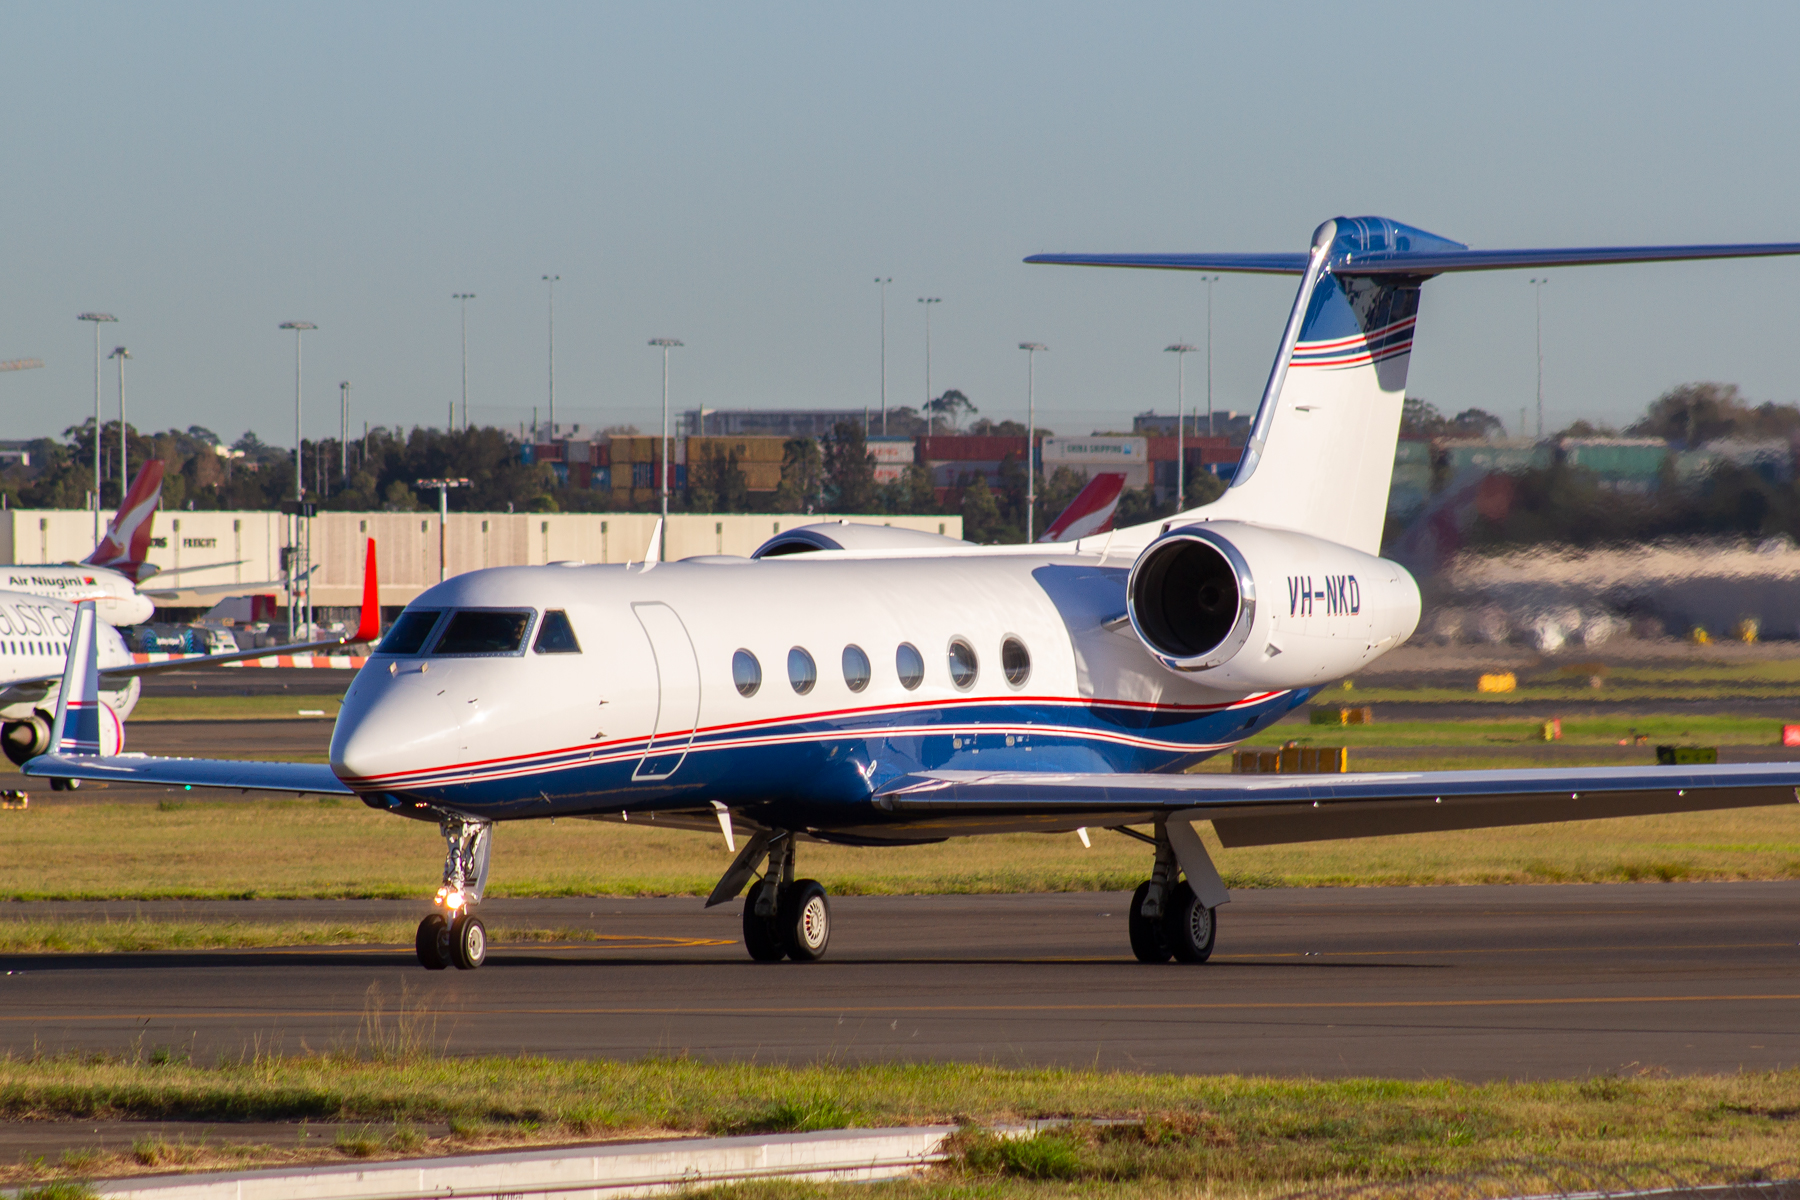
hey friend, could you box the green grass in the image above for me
[0,794,1795,901]
[128,693,344,722]
[1,1052,1797,1192]
[1256,714,1798,747]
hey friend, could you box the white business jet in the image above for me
[29,217,1800,974]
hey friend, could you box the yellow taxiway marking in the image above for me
[5,993,1800,1023]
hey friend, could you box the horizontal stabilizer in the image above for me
[22,753,352,795]
[1028,228,1800,280]
[1024,252,1310,275]
[874,762,1800,845]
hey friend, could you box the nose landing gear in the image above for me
[415,813,491,970]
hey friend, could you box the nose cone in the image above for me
[331,662,463,788]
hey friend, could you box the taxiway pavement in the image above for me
[1,883,1796,1078]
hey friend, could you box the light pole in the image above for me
[1529,277,1548,438]
[1200,275,1220,437]
[454,293,475,432]
[649,338,684,558]
[917,298,941,424]
[339,381,351,486]
[1166,343,1196,510]
[543,275,559,438]
[108,347,131,494]
[415,478,470,582]
[875,278,891,435]
[77,313,116,530]
[1018,343,1046,540]
[279,322,316,502]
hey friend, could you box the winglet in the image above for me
[347,538,380,645]
[47,602,120,757]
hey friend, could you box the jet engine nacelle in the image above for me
[1126,521,1420,691]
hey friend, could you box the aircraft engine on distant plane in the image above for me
[1125,521,1420,691]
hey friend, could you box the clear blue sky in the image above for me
[4,1,1798,447]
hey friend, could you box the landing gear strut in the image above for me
[1123,818,1221,964]
[416,813,491,971]
[734,831,831,963]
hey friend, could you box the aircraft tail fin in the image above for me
[1039,472,1126,542]
[47,602,122,757]
[1032,218,1800,555]
[84,460,165,580]
[1206,218,1432,553]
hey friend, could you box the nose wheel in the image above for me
[415,813,493,970]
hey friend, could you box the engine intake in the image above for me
[1127,529,1255,671]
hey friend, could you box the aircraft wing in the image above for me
[874,763,1800,846]
[21,753,351,795]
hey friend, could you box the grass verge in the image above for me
[0,796,1795,899]
[128,694,345,722]
[0,1051,1796,1192]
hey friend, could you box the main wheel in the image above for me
[451,914,487,970]
[778,879,831,962]
[415,914,450,970]
[1128,881,1172,963]
[49,778,80,792]
[1163,880,1217,963]
[742,887,787,962]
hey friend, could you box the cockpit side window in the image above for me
[377,609,444,656]
[533,609,581,654]
[432,609,534,656]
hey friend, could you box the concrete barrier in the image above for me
[79,1125,960,1200]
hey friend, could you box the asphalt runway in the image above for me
[2,883,1796,1079]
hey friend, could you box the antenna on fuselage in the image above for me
[641,518,664,572]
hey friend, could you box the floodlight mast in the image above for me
[1018,342,1046,540]
[648,339,685,561]
[415,478,471,582]
[77,312,117,536]
[1165,343,1197,509]
[279,322,317,504]
[108,346,131,495]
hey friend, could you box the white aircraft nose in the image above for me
[331,663,464,787]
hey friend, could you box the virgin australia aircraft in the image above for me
[29,217,1800,974]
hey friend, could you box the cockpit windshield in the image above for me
[431,609,535,656]
[376,609,443,655]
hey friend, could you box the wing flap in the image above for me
[22,753,353,795]
[873,764,1800,846]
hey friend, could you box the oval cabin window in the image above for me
[733,649,762,697]
[841,645,871,693]
[788,647,817,695]
[947,638,979,690]
[895,642,925,691]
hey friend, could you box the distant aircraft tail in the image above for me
[84,460,164,581]
[1030,217,1800,555]
[1039,472,1126,542]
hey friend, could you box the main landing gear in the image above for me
[1122,818,1226,964]
[706,829,832,962]
[416,813,491,971]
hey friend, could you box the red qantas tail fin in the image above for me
[1039,472,1126,542]
[83,461,165,581]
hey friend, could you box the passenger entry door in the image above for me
[632,602,701,780]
